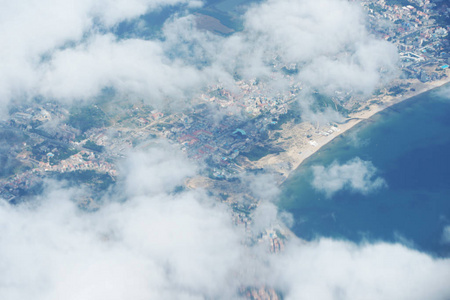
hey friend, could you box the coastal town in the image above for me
[0,0,449,299]
[2,0,450,226]
[0,1,450,298]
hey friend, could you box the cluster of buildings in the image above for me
[201,79,293,118]
[2,2,450,278]
[1,3,449,300]
[153,80,298,180]
[363,0,450,81]
[268,236,285,254]
[0,102,119,200]
[241,287,281,300]
[0,147,117,202]
[0,170,40,202]
[39,150,117,176]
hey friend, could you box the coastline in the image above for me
[272,78,450,251]
[247,75,450,241]
[251,75,450,184]
[186,76,450,239]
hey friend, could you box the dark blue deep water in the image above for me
[280,85,450,257]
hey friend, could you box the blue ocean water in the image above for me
[280,85,450,257]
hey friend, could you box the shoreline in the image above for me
[251,75,450,185]
[251,76,450,240]
[187,76,450,239]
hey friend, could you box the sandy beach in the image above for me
[251,75,450,181]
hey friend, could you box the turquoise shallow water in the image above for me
[280,85,450,257]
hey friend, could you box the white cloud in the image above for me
[241,0,399,95]
[2,1,445,299]
[435,85,450,101]
[0,0,398,116]
[296,90,345,125]
[0,143,248,300]
[39,34,206,106]
[1,144,450,299]
[156,0,399,122]
[311,157,387,198]
[442,226,450,244]
[244,0,365,61]
[347,129,370,148]
[0,0,201,112]
[119,141,196,196]
[269,238,450,300]
[242,173,294,232]
[245,173,280,202]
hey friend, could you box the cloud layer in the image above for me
[2,1,446,299]
[0,144,247,300]
[442,226,450,244]
[0,0,398,114]
[1,143,450,299]
[0,0,202,110]
[271,238,450,300]
[311,157,387,198]
[243,0,398,94]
